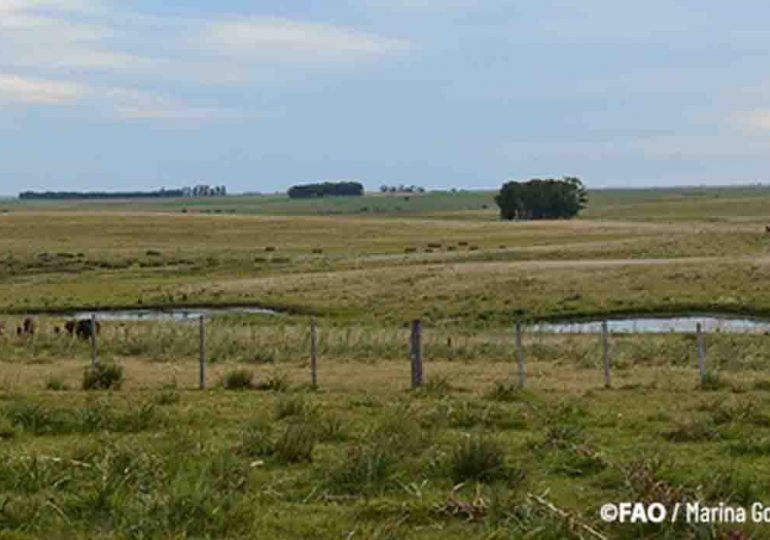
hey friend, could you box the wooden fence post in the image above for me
[515,322,525,387]
[602,321,610,388]
[410,319,423,388]
[90,313,98,369]
[696,322,706,383]
[310,317,318,387]
[199,316,206,390]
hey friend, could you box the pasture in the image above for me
[1,186,770,538]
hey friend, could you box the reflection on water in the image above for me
[531,316,770,334]
[71,307,276,322]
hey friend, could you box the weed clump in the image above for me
[450,436,514,483]
[82,363,124,391]
[325,443,393,495]
[257,371,289,392]
[223,369,254,390]
[273,421,317,463]
[274,395,312,420]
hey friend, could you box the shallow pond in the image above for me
[531,316,770,334]
[70,307,277,322]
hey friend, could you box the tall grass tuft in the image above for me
[450,435,511,483]
[83,363,124,390]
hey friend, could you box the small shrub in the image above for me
[450,436,510,483]
[312,248,323,254]
[404,247,417,253]
[273,421,317,463]
[82,363,124,390]
[145,250,162,256]
[264,246,276,252]
[223,369,254,390]
[753,380,770,392]
[44,376,68,391]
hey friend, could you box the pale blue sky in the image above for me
[2,0,770,194]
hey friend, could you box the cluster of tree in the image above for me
[379,184,426,194]
[495,177,587,220]
[19,188,187,200]
[20,185,228,201]
[185,185,226,197]
[288,181,364,199]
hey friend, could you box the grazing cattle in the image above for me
[65,319,101,340]
[17,317,36,336]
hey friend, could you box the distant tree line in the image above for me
[379,184,426,194]
[288,181,364,199]
[19,185,227,200]
[495,177,587,220]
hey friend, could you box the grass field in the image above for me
[2,186,770,538]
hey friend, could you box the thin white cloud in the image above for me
[0,2,408,120]
[733,109,770,131]
[0,74,83,104]
[200,18,409,62]
[0,73,238,121]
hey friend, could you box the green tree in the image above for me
[494,177,587,220]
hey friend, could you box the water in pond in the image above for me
[71,307,277,322]
[532,316,770,334]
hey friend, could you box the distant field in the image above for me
[6,185,770,223]
[0,206,769,322]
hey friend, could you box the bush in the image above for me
[223,369,254,390]
[82,363,124,390]
[450,436,510,483]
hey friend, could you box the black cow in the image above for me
[17,317,35,336]
[64,319,101,340]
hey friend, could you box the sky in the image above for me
[2,0,770,194]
